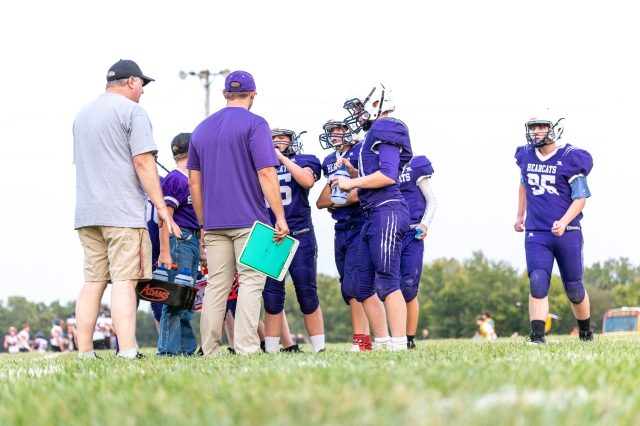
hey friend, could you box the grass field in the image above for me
[2,337,640,425]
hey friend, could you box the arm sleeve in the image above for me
[570,176,591,200]
[418,177,437,227]
[249,121,279,171]
[377,143,401,181]
[129,111,157,157]
[187,137,200,171]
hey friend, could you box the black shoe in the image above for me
[407,340,417,350]
[196,347,204,357]
[579,330,594,341]
[527,333,546,345]
[227,347,236,355]
[280,344,303,353]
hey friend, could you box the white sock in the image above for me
[350,344,361,352]
[264,336,280,354]
[374,336,391,350]
[78,350,97,360]
[117,348,138,359]
[309,334,325,353]
[391,336,408,351]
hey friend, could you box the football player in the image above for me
[263,129,325,353]
[514,114,594,344]
[317,120,372,351]
[333,84,413,350]
[398,155,437,349]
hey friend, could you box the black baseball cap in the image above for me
[171,133,191,156]
[106,59,155,86]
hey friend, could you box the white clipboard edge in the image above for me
[238,221,300,281]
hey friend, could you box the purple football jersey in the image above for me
[358,118,413,207]
[146,176,164,262]
[515,144,593,231]
[162,169,199,229]
[267,154,321,232]
[398,155,434,224]
[321,143,363,223]
[187,107,279,229]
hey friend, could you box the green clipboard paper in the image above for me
[238,221,299,281]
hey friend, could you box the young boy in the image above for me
[317,120,371,351]
[514,114,594,344]
[476,315,497,340]
[263,128,324,353]
[398,155,437,349]
[157,133,203,356]
[334,84,413,350]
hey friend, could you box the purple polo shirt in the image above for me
[187,107,278,229]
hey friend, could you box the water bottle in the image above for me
[331,165,350,205]
[174,268,194,287]
[153,264,170,282]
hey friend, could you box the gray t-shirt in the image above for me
[73,93,157,229]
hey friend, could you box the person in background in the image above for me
[421,329,430,340]
[18,324,34,352]
[476,315,496,340]
[4,327,20,353]
[51,318,66,352]
[33,333,48,353]
[66,311,77,351]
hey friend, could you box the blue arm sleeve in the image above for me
[377,143,401,181]
[570,176,591,200]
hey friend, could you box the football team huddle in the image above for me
[152,82,593,354]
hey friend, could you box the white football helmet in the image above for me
[343,84,395,133]
[271,128,305,156]
[525,111,565,148]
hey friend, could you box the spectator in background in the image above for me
[51,318,66,352]
[4,327,20,353]
[421,329,430,340]
[66,311,77,351]
[482,311,496,333]
[476,315,496,340]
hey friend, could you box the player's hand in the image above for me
[157,206,182,238]
[514,215,525,232]
[336,158,358,178]
[199,245,207,269]
[331,177,354,192]
[551,220,566,236]
[327,208,334,214]
[416,224,427,240]
[158,252,173,271]
[273,217,290,245]
[274,148,285,162]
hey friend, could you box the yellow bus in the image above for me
[602,307,640,334]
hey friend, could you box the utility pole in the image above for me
[179,69,231,117]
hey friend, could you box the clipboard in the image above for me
[238,221,299,281]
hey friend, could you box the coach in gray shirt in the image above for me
[73,59,180,359]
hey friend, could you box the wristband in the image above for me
[199,224,204,229]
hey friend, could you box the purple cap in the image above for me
[225,70,256,92]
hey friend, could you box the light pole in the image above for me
[179,69,231,117]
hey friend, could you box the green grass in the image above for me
[2,337,640,425]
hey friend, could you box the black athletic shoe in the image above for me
[196,347,204,357]
[527,333,546,345]
[579,330,594,341]
[227,347,236,355]
[407,340,417,350]
[280,344,303,353]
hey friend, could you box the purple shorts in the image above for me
[354,201,410,302]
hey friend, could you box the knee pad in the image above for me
[529,269,551,299]
[295,288,320,315]
[564,280,586,304]
[401,284,417,303]
[262,291,284,315]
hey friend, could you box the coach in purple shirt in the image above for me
[188,71,289,355]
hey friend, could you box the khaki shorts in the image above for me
[77,226,152,282]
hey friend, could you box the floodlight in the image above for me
[179,71,187,80]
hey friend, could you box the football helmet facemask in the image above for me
[319,120,353,150]
[525,115,565,148]
[271,128,305,157]
[343,84,395,133]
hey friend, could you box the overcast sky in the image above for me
[1,1,638,304]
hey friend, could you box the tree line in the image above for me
[2,253,640,349]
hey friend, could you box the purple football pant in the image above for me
[334,223,363,305]
[355,202,410,302]
[263,230,319,315]
[525,230,585,304]
[400,230,425,302]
